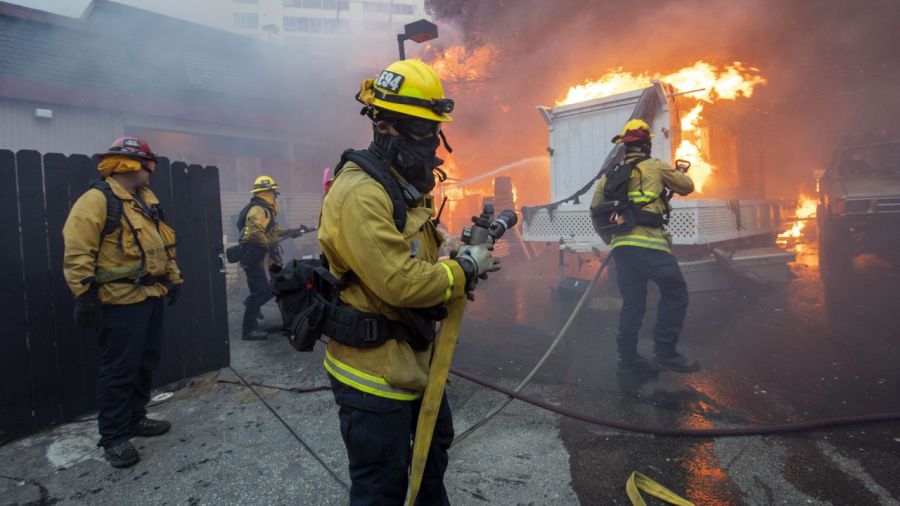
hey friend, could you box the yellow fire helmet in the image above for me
[612,118,654,144]
[251,175,279,193]
[356,59,454,122]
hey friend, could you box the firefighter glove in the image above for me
[74,285,103,331]
[456,243,501,290]
[166,283,181,307]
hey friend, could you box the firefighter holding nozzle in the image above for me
[316,59,501,504]
[236,175,313,340]
[590,119,699,378]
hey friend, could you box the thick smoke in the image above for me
[422,0,900,198]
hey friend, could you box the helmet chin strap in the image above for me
[438,129,453,154]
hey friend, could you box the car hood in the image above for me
[838,176,900,198]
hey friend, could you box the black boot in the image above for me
[653,350,700,373]
[104,440,140,468]
[617,354,659,377]
[132,417,171,437]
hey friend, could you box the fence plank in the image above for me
[202,166,230,370]
[68,155,101,413]
[155,161,187,387]
[44,153,85,421]
[16,150,61,427]
[149,158,181,387]
[183,165,210,377]
[0,150,32,440]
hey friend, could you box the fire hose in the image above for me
[218,235,900,504]
[450,252,900,440]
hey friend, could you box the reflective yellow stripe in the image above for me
[323,349,421,401]
[628,191,659,204]
[438,262,453,302]
[611,233,671,252]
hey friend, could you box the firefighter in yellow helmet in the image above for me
[237,175,284,340]
[317,59,500,504]
[590,119,698,377]
[62,136,182,468]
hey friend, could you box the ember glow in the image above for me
[557,61,766,192]
[778,195,818,240]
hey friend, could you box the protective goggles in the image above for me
[392,116,442,138]
[372,88,454,117]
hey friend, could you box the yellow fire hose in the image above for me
[406,296,467,506]
[626,472,695,506]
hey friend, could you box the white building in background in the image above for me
[113,0,428,47]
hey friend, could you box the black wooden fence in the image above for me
[0,150,230,442]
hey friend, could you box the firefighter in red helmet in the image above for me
[591,119,699,377]
[63,136,182,468]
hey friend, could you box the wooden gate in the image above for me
[0,150,230,442]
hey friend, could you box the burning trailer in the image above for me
[521,75,796,292]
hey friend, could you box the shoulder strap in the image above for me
[603,155,651,201]
[336,148,408,232]
[89,178,148,279]
[91,179,123,240]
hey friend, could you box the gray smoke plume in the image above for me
[423,0,900,197]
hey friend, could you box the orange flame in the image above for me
[557,61,765,106]
[422,43,499,85]
[777,195,818,240]
[557,61,765,192]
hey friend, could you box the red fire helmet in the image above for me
[100,136,158,162]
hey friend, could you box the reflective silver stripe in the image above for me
[611,234,671,252]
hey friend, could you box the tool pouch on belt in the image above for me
[278,256,437,352]
[277,259,343,352]
[225,244,241,263]
[591,199,637,242]
[289,292,327,352]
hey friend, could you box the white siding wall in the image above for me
[0,99,125,155]
[547,88,672,206]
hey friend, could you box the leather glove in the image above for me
[166,283,181,307]
[74,285,103,331]
[456,243,502,291]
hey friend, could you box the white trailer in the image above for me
[521,83,795,290]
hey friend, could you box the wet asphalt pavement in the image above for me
[451,238,900,504]
[3,235,899,505]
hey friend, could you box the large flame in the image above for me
[557,61,766,192]
[777,194,818,240]
[422,43,499,85]
[557,61,764,106]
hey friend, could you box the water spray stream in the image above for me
[443,156,547,189]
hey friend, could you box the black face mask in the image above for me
[374,131,442,194]
[394,135,442,193]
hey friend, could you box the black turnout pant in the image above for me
[97,297,164,448]
[242,266,273,333]
[330,377,453,506]
[612,245,689,357]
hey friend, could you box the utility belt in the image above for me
[634,209,667,228]
[320,298,425,349]
[107,274,168,286]
[289,290,434,352]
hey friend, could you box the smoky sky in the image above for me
[423,0,900,196]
